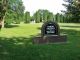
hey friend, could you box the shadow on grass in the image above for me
[60,29,80,35]
[37,27,41,30]
[0,35,35,47]
[4,24,19,28]
[0,35,35,58]
[0,29,80,60]
[60,25,80,28]
[60,29,80,44]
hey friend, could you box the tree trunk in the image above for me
[2,18,4,28]
[0,18,2,29]
[0,17,5,28]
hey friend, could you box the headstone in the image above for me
[33,21,67,44]
[41,21,60,37]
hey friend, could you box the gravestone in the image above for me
[33,21,67,44]
[41,21,60,36]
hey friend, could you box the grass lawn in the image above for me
[0,23,80,60]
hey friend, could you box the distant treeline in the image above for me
[24,10,68,23]
[0,0,80,27]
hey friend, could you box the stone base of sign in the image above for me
[33,35,67,44]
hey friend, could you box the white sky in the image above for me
[22,0,66,16]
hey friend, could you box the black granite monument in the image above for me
[33,21,67,44]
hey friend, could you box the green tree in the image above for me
[55,13,60,22]
[33,9,54,23]
[33,11,40,23]
[24,11,30,23]
[5,0,25,24]
[43,10,49,22]
[59,14,64,23]
[63,0,80,23]
[47,12,53,21]
[37,9,43,22]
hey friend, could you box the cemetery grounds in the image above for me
[0,23,80,60]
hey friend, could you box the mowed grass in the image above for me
[0,23,80,60]
[0,23,42,37]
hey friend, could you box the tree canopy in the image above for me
[63,0,80,22]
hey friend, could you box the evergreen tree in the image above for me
[33,11,40,23]
[24,11,30,23]
[47,12,53,21]
[43,10,48,22]
[33,9,55,23]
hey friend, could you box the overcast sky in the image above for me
[22,0,66,15]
